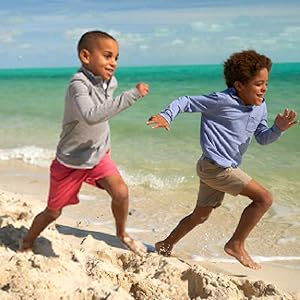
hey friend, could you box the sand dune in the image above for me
[0,190,297,300]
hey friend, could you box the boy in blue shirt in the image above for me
[147,50,298,269]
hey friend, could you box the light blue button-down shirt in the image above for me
[160,87,282,168]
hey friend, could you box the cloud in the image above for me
[171,39,184,46]
[139,44,149,51]
[19,43,32,49]
[191,21,225,33]
[107,30,122,39]
[154,28,172,37]
[64,28,146,51]
[0,30,20,44]
[117,32,145,48]
[64,28,93,41]
[279,26,300,42]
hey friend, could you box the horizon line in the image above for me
[1,61,300,71]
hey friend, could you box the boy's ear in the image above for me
[79,49,90,64]
[234,81,243,91]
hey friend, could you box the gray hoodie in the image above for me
[56,67,142,168]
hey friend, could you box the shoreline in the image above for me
[0,160,299,299]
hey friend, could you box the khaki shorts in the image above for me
[196,159,252,208]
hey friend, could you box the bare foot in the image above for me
[18,239,33,252]
[224,241,261,270]
[120,235,147,257]
[155,241,172,256]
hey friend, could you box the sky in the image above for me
[1,0,300,68]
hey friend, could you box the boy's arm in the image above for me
[147,93,217,130]
[112,82,149,111]
[71,81,148,124]
[255,108,298,144]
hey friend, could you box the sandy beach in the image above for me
[0,160,299,300]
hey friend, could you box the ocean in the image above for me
[0,64,299,267]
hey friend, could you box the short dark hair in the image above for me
[77,30,116,54]
[224,50,272,87]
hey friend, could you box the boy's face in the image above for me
[80,38,119,80]
[235,68,269,106]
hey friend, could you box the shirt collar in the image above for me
[227,87,242,103]
[227,87,262,107]
[79,66,105,86]
[102,81,108,91]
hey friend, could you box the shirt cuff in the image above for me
[132,88,143,100]
[272,124,284,135]
[159,111,172,123]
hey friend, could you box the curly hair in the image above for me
[224,50,272,87]
[77,30,116,55]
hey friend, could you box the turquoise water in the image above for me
[0,64,299,262]
[0,63,300,193]
[0,64,299,192]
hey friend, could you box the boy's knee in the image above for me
[192,207,212,225]
[257,189,273,209]
[264,190,273,207]
[112,183,128,202]
[44,208,61,220]
[198,215,209,224]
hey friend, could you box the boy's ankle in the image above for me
[19,238,34,251]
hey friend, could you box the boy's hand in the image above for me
[146,114,170,131]
[136,82,149,97]
[275,108,298,131]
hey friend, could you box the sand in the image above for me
[0,160,299,300]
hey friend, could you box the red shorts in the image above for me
[47,151,120,211]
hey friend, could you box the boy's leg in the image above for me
[156,160,225,257]
[155,205,213,256]
[224,179,272,269]
[19,208,61,251]
[20,159,83,252]
[96,175,146,256]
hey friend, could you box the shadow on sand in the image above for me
[0,224,58,257]
[56,224,156,253]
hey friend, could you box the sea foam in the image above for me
[0,146,54,167]
[0,146,186,191]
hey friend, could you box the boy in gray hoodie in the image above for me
[21,30,149,255]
